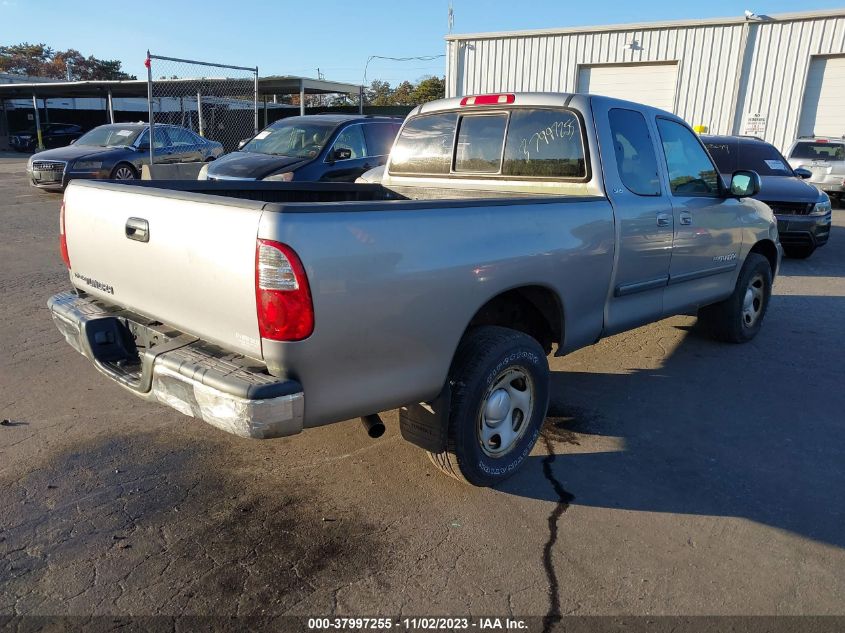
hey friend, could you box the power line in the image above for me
[363,54,446,85]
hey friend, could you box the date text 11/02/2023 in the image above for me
[307,617,529,630]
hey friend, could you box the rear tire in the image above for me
[428,326,549,486]
[697,253,772,343]
[783,244,816,259]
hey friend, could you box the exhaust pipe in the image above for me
[361,414,385,439]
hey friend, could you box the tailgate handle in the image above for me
[125,217,149,243]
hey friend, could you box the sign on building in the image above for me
[743,113,767,137]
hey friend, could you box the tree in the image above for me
[0,42,135,80]
[0,43,53,76]
[391,80,416,106]
[366,79,393,106]
[411,76,446,104]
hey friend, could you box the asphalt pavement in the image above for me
[1,154,843,627]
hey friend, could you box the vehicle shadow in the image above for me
[500,294,845,549]
[778,222,844,278]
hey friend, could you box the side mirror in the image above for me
[793,167,812,180]
[730,170,761,198]
[238,139,250,150]
[333,147,353,161]
[136,143,150,152]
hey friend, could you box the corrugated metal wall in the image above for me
[447,13,845,151]
[734,17,845,151]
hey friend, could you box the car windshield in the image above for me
[789,141,845,161]
[706,140,794,177]
[76,126,142,147]
[738,142,794,176]
[241,120,337,158]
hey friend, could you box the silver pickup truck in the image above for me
[49,93,781,486]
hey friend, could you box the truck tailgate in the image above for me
[63,182,264,360]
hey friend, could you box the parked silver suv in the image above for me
[786,136,845,205]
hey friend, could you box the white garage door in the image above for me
[798,56,845,137]
[577,63,678,112]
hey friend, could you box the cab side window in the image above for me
[608,108,661,196]
[656,118,720,196]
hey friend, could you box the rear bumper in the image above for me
[48,290,304,439]
[808,178,844,194]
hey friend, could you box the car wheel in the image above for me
[111,163,138,181]
[783,244,816,259]
[427,326,549,486]
[697,253,772,343]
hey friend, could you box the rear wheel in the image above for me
[428,326,549,486]
[111,163,138,181]
[697,253,772,343]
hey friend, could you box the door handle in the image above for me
[656,212,671,227]
[125,217,149,243]
[679,212,693,225]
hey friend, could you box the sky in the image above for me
[2,0,845,86]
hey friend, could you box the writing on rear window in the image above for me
[389,107,586,179]
[520,118,578,160]
[504,110,585,178]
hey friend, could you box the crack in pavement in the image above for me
[540,431,574,633]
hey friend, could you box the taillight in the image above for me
[255,239,314,341]
[460,94,515,106]
[59,200,71,269]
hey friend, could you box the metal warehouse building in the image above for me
[445,9,845,151]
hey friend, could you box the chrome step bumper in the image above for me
[48,290,304,439]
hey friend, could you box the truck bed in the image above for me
[115,180,572,203]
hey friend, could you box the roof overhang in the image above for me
[0,76,363,100]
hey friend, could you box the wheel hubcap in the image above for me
[478,368,534,457]
[742,273,765,328]
[115,167,134,180]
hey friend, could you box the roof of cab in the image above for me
[411,91,683,121]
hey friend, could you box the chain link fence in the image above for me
[145,52,257,161]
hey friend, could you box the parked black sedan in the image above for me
[703,135,832,258]
[10,123,83,152]
[201,115,401,183]
[26,123,223,191]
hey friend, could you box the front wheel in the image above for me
[697,253,772,343]
[428,326,549,486]
[111,163,138,181]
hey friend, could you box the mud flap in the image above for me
[399,383,451,453]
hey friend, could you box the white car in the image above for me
[786,137,845,205]
[355,164,384,184]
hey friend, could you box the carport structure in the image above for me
[0,75,364,150]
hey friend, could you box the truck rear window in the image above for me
[389,107,586,179]
[389,113,457,174]
[502,110,586,178]
[790,141,845,160]
[455,114,508,173]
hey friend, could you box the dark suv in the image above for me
[202,114,402,183]
[703,135,832,259]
